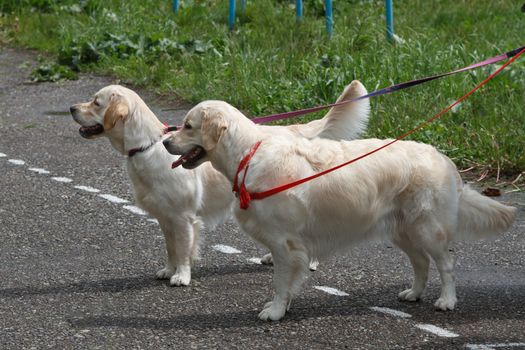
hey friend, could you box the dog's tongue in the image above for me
[171,151,191,169]
[171,156,185,169]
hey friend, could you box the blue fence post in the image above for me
[325,0,333,36]
[386,0,394,41]
[296,0,303,21]
[229,0,236,30]
[241,0,246,15]
[172,0,179,13]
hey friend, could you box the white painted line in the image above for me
[415,324,459,338]
[465,345,495,350]
[466,343,525,350]
[313,286,349,296]
[0,153,6,157]
[28,167,50,174]
[8,159,25,165]
[98,194,129,204]
[369,306,412,319]
[74,185,100,193]
[247,257,262,264]
[212,244,241,254]
[147,218,159,224]
[123,205,147,216]
[51,177,73,183]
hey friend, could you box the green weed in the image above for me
[1,0,524,179]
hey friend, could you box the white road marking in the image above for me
[0,153,6,157]
[147,218,159,224]
[74,185,100,193]
[98,194,129,204]
[28,167,50,174]
[123,205,147,216]
[415,324,459,338]
[51,177,73,183]
[212,244,241,254]
[8,159,25,165]
[369,306,412,319]
[466,343,525,350]
[313,286,349,296]
[247,257,262,264]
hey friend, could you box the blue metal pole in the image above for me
[386,0,394,41]
[172,0,179,13]
[296,0,303,22]
[325,0,333,36]
[241,0,246,15]
[229,0,236,30]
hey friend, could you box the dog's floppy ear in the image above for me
[201,109,227,151]
[103,94,129,131]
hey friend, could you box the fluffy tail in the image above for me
[318,80,370,140]
[456,185,517,240]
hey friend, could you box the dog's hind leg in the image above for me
[408,219,457,310]
[258,238,310,321]
[424,236,457,311]
[190,218,203,262]
[394,234,430,302]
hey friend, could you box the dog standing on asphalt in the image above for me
[164,100,516,320]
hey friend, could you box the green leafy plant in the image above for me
[30,60,77,82]
[2,0,524,178]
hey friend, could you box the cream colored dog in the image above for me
[164,100,517,321]
[70,82,370,286]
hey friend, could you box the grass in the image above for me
[0,0,524,183]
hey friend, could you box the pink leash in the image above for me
[251,45,525,124]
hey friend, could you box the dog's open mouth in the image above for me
[79,124,104,138]
[172,146,206,169]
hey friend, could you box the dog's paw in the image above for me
[398,288,421,302]
[260,253,273,265]
[309,259,319,271]
[258,300,287,321]
[434,296,457,311]
[156,267,175,280]
[170,272,191,287]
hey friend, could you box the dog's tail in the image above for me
[456,185,517,240]
[318,80,370,140]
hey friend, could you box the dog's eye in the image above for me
[93,99,100,107]
[184,123,192,130]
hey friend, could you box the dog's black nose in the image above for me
[163,138,171,150]
[69,106,77,114]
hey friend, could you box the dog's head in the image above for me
[70,85,130,139]
[163,101,228,169]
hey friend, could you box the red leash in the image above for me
[233,47,525,210]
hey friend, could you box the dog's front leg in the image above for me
[155,220,178,280]
[156,217,194,286]
[258,239,309,321]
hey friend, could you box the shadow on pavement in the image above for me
[0,263,270,298]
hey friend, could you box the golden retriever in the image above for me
[163,100,517,320]
[69,82,370,286]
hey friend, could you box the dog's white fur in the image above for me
[70,81,370,286]
[164,101,517,321]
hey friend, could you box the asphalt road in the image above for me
[1,47,524,349]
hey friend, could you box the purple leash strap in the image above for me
[251,45,525,124]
